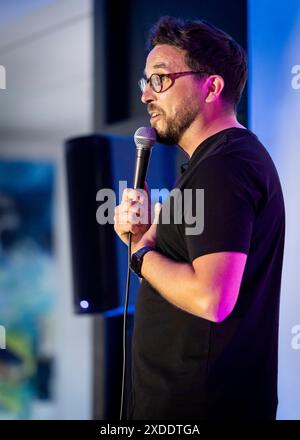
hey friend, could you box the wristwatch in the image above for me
[130,246,155,278]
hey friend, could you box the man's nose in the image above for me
[141,84,157,104]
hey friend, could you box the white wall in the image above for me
[249,0,300,420]
[0,0,94,419]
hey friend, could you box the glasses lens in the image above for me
[138,78,147,92]
[150,74,162,92]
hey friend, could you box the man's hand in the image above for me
[114,184,151,247]
[130,201,162,255]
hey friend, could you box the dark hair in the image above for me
[147,16,247,109]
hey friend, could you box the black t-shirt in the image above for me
[128,128,285,420]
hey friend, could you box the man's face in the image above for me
[142,44,204,145]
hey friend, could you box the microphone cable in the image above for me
[119,126,156,420]
[119,232,132,420]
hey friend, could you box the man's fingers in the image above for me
[121,188,148,204]
[114,220,140,236]
[115,204,142,221]
[115,198,150,225]
[115,201,140,214]
[116,211,141,224]
[124,201,142,214]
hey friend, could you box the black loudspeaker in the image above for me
[65,135,118,313]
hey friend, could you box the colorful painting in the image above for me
[0,159,56,419]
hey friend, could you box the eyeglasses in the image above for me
[138,70,209,94]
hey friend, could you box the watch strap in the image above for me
[130,245,155,277]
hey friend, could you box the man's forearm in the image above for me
[140,250,215,321]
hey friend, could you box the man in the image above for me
[114,16,285,420]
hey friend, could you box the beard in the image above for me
[153,98,200,145]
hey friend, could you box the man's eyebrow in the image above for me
[143,62,169,76]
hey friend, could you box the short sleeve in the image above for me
[182,154,259,262]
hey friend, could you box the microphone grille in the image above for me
[134,127,157,149]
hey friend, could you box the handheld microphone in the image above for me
[133,127,156,189]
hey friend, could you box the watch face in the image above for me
[130,252,141,275]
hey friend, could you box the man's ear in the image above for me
[205,75,225,103]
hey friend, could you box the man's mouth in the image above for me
[150,112,161,120]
